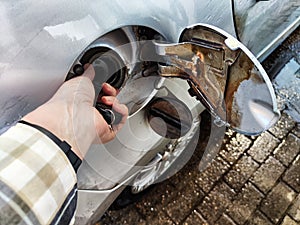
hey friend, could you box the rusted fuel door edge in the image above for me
[148,23,280,135]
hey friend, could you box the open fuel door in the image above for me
[150,24,280,135]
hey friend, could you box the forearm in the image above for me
[0,123,78,225]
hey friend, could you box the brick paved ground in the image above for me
[97,29,300,225]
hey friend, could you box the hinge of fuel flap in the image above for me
[140,24,280,135]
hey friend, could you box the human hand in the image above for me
[22,65,128,159]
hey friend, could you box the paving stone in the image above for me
[245,211,273,225]
[283,155,300,192]
[135,190,175,225]
[197,182,235,224]
[274,133,300,166]
[100,206,146,225]
[248,132,280,163]
[261,182,296,224]
[289,194,300,222]
[281,215,299,225]
[97,212,112,225]
[220,134,252,165]
[293,124,300,138]
[250,156,286,193]
[169,162,203,191]
[269,113,296,139]
[215,214,237,225]
[225,155,260,191]
[225,129,236,139]
[165,181,204,224]
[183,210,208,225]
[227,183,264,224]
[135,180,177,215]
[144,211,175,225]
[136,200,160,217]
[195,156,230,193]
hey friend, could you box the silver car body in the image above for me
[0,0,299,224]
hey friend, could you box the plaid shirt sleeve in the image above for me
[0,123,78,225]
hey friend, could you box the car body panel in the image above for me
[233,0,300,60]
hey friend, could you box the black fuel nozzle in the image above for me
[95,102,123,125]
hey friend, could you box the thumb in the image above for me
[70,77,96,106]
[83,64,95,81]
[92,108,116,143]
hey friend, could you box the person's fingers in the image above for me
[93,108,116,143]
[100,96,117,106]
[49,76,93,104]
[101,83,118,97]
[111,103,128,132]
[74,77,96,105]
[99,95,128,132]
[101,96,128,118]
[112,101,128,117]
[52,76,95,106]
[83,64,95,81]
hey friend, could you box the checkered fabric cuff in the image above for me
[0,123,78,224]
[18,120,82,172]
